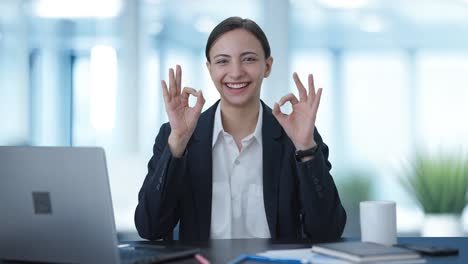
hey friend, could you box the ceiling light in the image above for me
[144,0,161,4]
[317,0,368,9]
[33,0,122,19]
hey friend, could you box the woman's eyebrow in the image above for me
[213,54,231,59]
[241,51,258,56]
[213,51,259,59]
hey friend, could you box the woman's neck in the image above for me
[220,100,260,142]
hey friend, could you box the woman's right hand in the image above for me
[162,65,205,157]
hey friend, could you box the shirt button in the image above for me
[234,159,240,165]
[313,178,319,184]
[156,183,161,191]
[159,177,163,183]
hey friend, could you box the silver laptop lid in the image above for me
[0,146,120,264]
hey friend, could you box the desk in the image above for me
[0,237,465,263]
[131,237,467,264]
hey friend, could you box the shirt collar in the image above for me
[212,103,224,148]
[211,102,263,148]
[251,103,263,144]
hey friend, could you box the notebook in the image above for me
[311,241,422,263]
[0,146,198,264]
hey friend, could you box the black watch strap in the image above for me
[295,145,319,161]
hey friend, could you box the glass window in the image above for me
[200,51,220,110]
[72,45,118,147]
[416,52,468,151]
[343,52,412,167]
[72,55,93,145]
[139,51,161,156]
[342,52,413,206]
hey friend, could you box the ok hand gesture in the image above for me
[273,73,322,151]
[162,65,205,157]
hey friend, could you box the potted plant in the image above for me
[336,170,373,237]
[399,152,468,236]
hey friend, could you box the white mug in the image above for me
[360,201,397,245]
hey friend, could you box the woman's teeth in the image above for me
[226,83,248,89]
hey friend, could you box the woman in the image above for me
[135,17,346,242]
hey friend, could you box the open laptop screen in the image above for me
[0,146,120,263]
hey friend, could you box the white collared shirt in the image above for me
[210,103,271,239]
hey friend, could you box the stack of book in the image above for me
[311,241,425,263]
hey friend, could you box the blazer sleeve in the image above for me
[296,129,347,242]
[134,123,187,240]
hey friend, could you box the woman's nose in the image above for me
[229,62,244,79]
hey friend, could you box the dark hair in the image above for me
[205,16,271,62]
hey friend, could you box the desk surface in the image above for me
[1,237,465,263]
[131,237,467,264]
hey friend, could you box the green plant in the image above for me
[336,170,373,236]
[337,172,373,208]
[399,152,468,214]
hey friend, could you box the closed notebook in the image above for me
[311,241,421,262]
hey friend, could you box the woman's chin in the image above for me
[221,94,259,108]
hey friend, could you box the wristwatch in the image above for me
[295,145,319,161]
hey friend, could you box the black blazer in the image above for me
[135,101,346,242]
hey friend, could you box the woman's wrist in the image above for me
[168,133,189,157]
[295,143,319,162]
[294,140,317,151]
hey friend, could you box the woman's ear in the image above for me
[264,56,273,78]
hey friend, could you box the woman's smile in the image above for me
[224,82,251,94]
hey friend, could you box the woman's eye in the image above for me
[243,57,257,62]
[215,59,228,64]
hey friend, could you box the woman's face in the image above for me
[207,29,273,109]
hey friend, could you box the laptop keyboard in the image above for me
[119,246,199,264]
[120,247,165,264]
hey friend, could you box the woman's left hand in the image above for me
[273,72,322,150]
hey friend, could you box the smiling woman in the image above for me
[134,16,347,242]
[2,0,468,239]
[206,28,272,117]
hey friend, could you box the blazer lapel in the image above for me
[261,101,283,238]
[189,101,219,240]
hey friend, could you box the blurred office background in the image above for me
[1,0,468,238]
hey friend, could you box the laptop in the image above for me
[0,146,198,264]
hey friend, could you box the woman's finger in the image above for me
[278,93,299,107]
[181,87,196,106]
[312,88,323,114]
[308,74,316,104]
[272,102,287,125]
[193,90,206,113]
[161,80,170,104]
[182,86,198,97]
[182,87,205,113]
[169,68,177,97]
[293,72,307,102]
[176,65,182,96]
